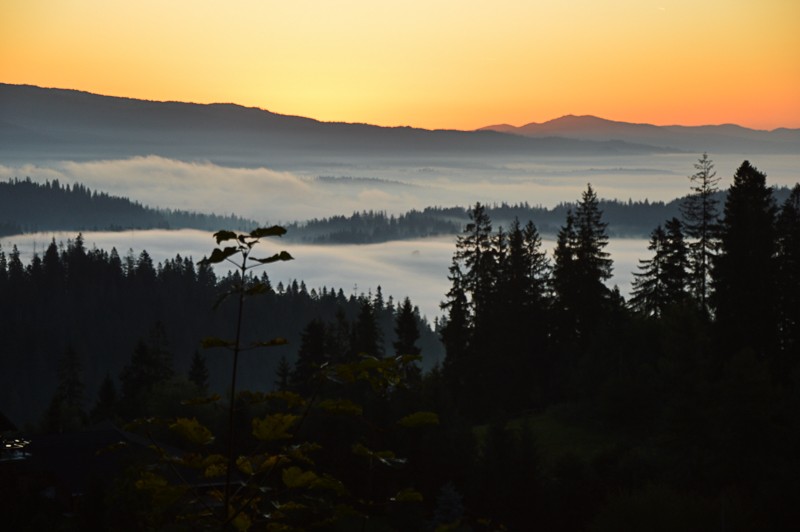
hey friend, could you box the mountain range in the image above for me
[479,114,800,154]
[0,84,673,167]
[4,83,778,170]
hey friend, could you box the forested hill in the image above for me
[286,187,794,243]
[0,178,258,236]
[284,201,678,243]
[3,176,795,242]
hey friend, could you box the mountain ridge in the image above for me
[478,114,799,153]
[0,83,674,167]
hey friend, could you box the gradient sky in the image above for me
[2,0,798,130]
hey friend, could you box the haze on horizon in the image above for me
[2,0,798,131]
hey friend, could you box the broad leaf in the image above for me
[213,230,239,244]
[230,507,252,531]
[236,455,254,476]
[250,251,294,264]
[252,413,298,441]
[282,466,318,488]
[170,417,214,445]
[200,246,239,265]
[249,226,287,239]
[266,390,306,408]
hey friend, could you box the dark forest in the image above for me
[2,158,800,530]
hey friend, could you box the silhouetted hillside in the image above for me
[0,84,669,167]
[480,114,800,153]
[0,178,257,236]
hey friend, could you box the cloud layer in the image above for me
[2,229,650,321]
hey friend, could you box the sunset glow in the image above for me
[2,0,798,130]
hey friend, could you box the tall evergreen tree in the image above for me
[713,161,777,359]
[681,153,720,314]
[393,297,421,357]
[119,322,175,413]
[775,184,800,362]
[629,218,689,318]
[455,203,497,330]
[630,225,669,318]
[553,185,613,343]
[352,297,383,357]
[440,259,470,375]
[393,297,423,385]
[291,318,328,394]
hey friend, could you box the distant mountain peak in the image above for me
[478,114,799,153]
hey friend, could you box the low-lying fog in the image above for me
[3,229,650,321]
[2,152,798,223]
[2,151,796,318]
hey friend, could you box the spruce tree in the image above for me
[455,202,496,329]
[440,259,470,373]
[775,184,800,362]
[630,218,689,318]
[393,297,421,357]
[630,225,669,318]
[352,296,383,357]
[713,161,777,359]
[119,322,175,415]
[291,318,328,393]
[553,185,613,343]
[681,153,720,314]
[393,297,422,385]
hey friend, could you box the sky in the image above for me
[2,0,798,130]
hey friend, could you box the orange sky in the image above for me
[2,0,798,130]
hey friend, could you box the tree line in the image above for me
[3,156,799,530]
[0,236,442,427]
[0,177,258,236]
[427,156,800,528]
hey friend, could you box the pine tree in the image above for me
[456,202,497,329]
[630,225,669,318]
[775,184,800,362]
[713,161,777,359]
[553,185,613,343]
[393,297,422,385]
[291,318,328,394]
[119,322,175,414]
[681,153,720,314]
[393,297,421,357]
[440,259,470,373]
[630,218,689,318]
[352,297,383,357]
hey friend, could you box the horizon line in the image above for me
[3,81,798,133]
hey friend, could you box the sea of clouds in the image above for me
[3,229,650,321]
[2,152,798,224]
[1,151,797,318]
